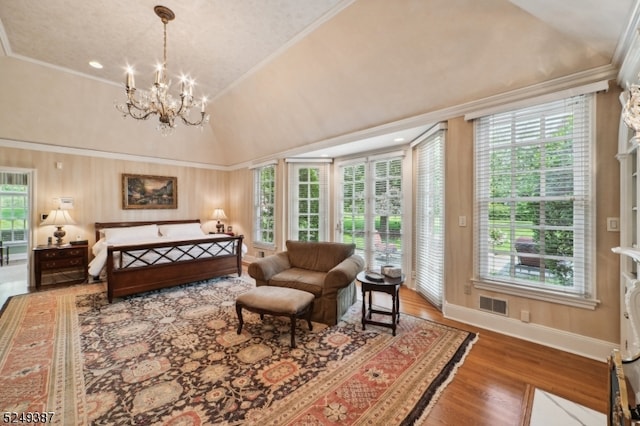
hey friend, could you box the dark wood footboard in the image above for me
[95,220,243,302]
[105,235,244,302]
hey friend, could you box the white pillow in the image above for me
[92,238,107,256]
[158,223,205,238]
[104,224,159,243]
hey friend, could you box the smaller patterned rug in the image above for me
[0,276,477,425]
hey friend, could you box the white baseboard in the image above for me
[444,302,616,362]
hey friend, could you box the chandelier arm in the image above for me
[174,93,194,117]
[117,103,156,120]
[126,104,157,121]
[124,94,159,119]
[180,112,210,126]
[126,94,150,112]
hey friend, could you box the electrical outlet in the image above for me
[458,216,467,227]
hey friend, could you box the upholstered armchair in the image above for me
[248,240,365,325]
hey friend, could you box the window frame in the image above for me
[336,152,405,271]
[472,94,598,309]
[287,161,330,242]
[253,164,277,249]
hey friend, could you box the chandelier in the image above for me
[116,5,210,136]
[623,78,640,143]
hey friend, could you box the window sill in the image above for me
[471,278,600,310]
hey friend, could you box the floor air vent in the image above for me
[479,296,508,315]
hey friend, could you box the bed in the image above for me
[92,220,245,302]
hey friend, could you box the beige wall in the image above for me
[0,57,219,165]
[210,0,611,165]
[443,86,621,343]
[227,167,254,253]
[0,146,229,248]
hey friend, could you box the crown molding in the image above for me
[0,138,230,171]
[0,17,10,57]
[616,0,640,86]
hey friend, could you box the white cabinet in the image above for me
[617,115,640,359]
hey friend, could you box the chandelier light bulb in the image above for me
[115,5,210,135]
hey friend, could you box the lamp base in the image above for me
[216,221,225,233]
[53,226,66,245]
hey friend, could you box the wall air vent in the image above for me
[479,295,508,316]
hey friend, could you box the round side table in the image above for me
[357,270,405,336]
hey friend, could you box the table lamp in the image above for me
[41,208,76,245]
[211,208,228,233]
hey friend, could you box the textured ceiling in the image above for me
[0,0,632,102]
[0,0,347,99]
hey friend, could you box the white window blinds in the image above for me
[475,94,594,297]
[415,129,445,309]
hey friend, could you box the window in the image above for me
[0,173,28,244]
[415,128,445,309]
[288,162,329,241]
[475,95,594,300]
[338,155,403,271]
[253,164,276,247]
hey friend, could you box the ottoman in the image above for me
[235,286,315,348]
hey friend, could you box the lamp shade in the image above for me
[211,208,227,221]
[41,209,76,226]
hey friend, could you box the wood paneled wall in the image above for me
[0,146,228,247]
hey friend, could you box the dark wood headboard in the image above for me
[94,219,201,242]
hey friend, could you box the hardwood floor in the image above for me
[0,270,608,425]
[365,285,607,425]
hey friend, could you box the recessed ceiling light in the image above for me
[393,137,405,142]
[89,61,103,69]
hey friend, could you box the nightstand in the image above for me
[33,244,88,289]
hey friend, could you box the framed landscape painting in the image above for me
[122,174,177,209]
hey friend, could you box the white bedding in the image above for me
[89,233,247,277]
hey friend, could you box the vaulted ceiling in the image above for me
[0,0,636,166]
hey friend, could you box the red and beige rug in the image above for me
[0,277,477,425]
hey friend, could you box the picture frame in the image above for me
[122,174,177,209]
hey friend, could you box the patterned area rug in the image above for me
[0,276,477,425]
